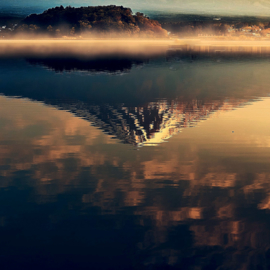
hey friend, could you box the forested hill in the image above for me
[16,5,168,37]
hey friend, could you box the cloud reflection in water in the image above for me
[1,45,270,269]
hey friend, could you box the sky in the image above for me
[2,0,270,16]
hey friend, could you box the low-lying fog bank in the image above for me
[2,39,270,58]
[0,39,173,58]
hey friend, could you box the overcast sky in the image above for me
[2,0,270,16]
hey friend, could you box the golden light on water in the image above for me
[2,33,270,269]
[2,39,270,57]
[1,95,270,189]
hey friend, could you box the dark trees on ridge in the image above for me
[16,5,168,37]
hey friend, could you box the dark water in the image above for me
[1,46,270,270]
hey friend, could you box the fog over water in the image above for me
[3,39,270,58]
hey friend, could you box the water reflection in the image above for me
[26,56,147,74]
[59,98,248,146]
[1,49,270,269]
[25,45,270,75]
[0,95,270,269]
[2,50,270,106]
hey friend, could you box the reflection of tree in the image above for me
[26,57,146,74]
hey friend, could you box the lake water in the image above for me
[1,43,270,269]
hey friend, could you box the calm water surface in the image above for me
[1,47,270,269]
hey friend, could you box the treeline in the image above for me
[162,21,230,36]
[162,20,270,36]
[15,5,168,37]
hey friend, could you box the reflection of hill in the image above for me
[1,54,251,146]
[25,46,270,74]
[2,49,270,107]
[2,54,255,146]
[58,98,247,146]
[26,57,147,74]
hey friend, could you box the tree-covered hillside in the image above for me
[16,5,168,37]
